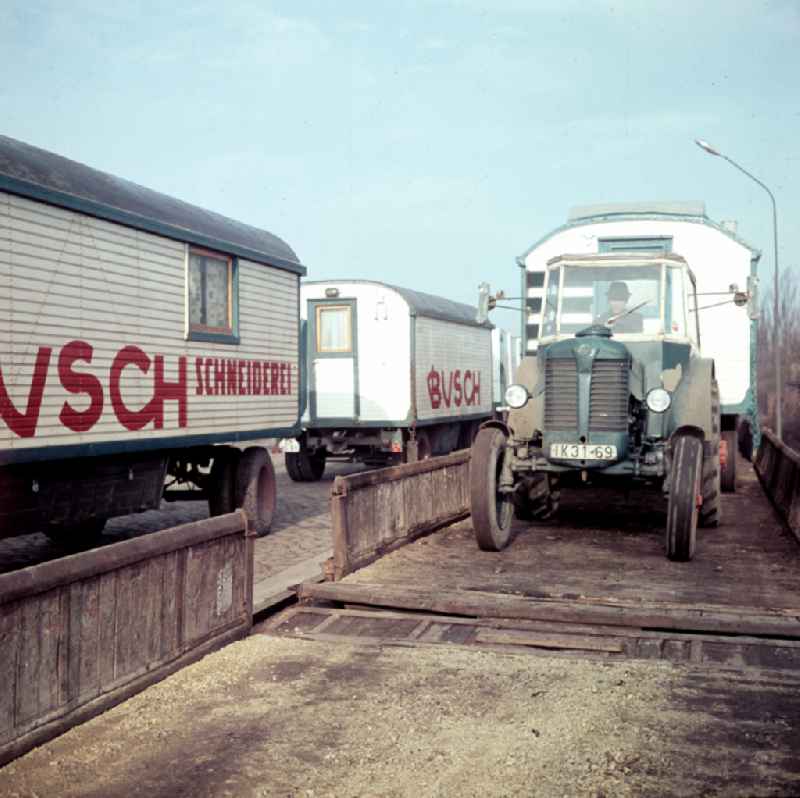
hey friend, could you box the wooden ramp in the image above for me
[278,462,800,674]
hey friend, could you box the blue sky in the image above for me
[2,0,798,332]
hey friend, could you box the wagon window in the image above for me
[316,305,352,353]
[187,248,239,344]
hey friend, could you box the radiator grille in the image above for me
[589,360,629,431]
[544,358,578,429]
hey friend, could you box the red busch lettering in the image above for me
[58,341,104,432]
[427,366,442,409]
[0,346,51,438]
[1,341,293,440]
[110,346,188,431]
[426,366,481,410]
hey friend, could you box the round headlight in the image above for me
[505,384,530,409]
[646,388,671,413]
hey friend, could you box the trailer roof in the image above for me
[0,135,305,275]
[517,201,760,265]
[304,280,492,328]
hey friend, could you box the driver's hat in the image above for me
[607,281,631,300]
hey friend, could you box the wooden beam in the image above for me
[298,581,800,638]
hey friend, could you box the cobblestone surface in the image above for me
[0,449,363,588]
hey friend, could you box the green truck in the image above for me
[471,204,759,562]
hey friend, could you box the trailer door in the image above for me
[308,299,358,421]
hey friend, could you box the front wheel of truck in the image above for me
[666,434,703,561]
[470,427,514,551]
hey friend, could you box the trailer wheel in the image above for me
[470,427,514,551]
[208,447,240,516]
[299,449,327,481]
[666,434,703,561]
[45,518,106,550]
[721,430,737,493]
[285,451,304,482]
[286,450,326,482]
[236,447,277,536]
[700,383,722,528]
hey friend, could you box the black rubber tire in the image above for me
[236,447,277,536]
[285,451,304,482]
[513,474,560,521]
[208,447,240,516]
[700,383,722,528]
[666,434,703,562]
[470,427,514,551]
[45,517,106,550]
[721,429,737,493]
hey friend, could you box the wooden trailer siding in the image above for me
[1,192,300,459]
[414,316,494,422]
[0,510,252,767]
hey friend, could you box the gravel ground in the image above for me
[0,634,686,798]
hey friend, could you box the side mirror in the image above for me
[476,282,492,323]
[746,275,759,319]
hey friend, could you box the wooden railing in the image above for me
[754,428,800,542]
[327,449,471,580]
[0,511,253,766]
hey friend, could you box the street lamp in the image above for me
[695,138,782,439]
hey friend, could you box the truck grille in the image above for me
[544,358,577,429]
[589,360,629,431]
[544,357,629,432]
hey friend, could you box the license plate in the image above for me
[549,443,617,460]
[279,438,301,453]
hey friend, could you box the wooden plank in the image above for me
[299,581,800,638]
[144,557,163,665]
[332,449,470,495]
[65,582,83,706]
[0,602,20,744]
[97,571,118,685]
[77,576,101,703]
[0,512,247,605]
[330,493,350,581]
[475,628,624,654]
[344,488,377,564]
[160,550,180,659]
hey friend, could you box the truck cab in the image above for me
[471,252,722,562]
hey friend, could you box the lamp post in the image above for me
[694,138,782,439]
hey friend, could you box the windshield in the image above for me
[541,263,665,337]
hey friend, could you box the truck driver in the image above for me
[598,281,644,333]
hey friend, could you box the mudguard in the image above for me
[668,356,715,439]
[507,355,543,441]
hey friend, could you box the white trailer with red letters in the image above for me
[0,136,305,542]
[281,279,494,479]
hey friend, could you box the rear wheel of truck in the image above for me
[513,474,560,521]
[700,383,722,528]
[45,517,106,550]
[286,450,326,482]
[721,429,737,493]
[666,434,703,561]
[470,427,514,551]
[208,447,240,516]
[236,447,277,536]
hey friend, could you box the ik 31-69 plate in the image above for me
[549,443,617,460]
